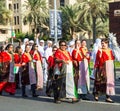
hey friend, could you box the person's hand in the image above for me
[21,63,26,66]
[36,33,40,38]
[73,61,78,66]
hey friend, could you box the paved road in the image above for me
[0,71,120,111]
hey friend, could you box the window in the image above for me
[17,3,19,9]
[17,3,19,12]
[14,4,16,10]
[18,29,20,33]
[14,16,16,25]
[0,29,7,34]
[60,0,64,6]
[17,16,19,25]
[9,4,12,10]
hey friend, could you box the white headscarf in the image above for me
[91,38,102,62]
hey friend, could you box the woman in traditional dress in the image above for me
[14,46,23,89]
[54,40,78,103]
[78,39,90,100]
[30,43,43,90]
[46,46,57,97]
[0,44,16,95]
[93,38,115,103]
[21,44,38,97]
[72,39,83,90]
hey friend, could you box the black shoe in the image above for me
[22,94,28,97]
[32,94,39,97]
[0,91,2,95]
[9,93,15,95]
[82,97,90,101]
[46,92,51,97]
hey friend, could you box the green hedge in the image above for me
[89,61,120,68]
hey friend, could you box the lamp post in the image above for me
[10,13,14,44]
[54,0,57,44]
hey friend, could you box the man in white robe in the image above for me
[44,40,53,84]
[21,38,29,53]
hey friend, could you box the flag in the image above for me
[11,31,16,38]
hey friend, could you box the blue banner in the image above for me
[49,10,62,38]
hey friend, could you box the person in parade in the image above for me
[46,46,58,99]
[35,33,45,57]
[67,40,75,56]
[78,39,90,100]
[90,38,102,80]
[21,38,29,53]
[0,37,118,105]
[93,38,115,103]
[0,44,16,95]
[30,43,43,90]
[29,40,34,50]
[44,40,53,84]
[14,46,23,89]
[21,44,38,97]
[72,39,83,92]
[54,40,78,103]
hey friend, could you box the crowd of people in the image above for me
[0,35,116,104]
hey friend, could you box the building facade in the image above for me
[109,1,120,45]
[49,0,77,9]
[0,0,77,42]
[1,0,120,42]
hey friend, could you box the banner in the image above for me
[49,10,62,38]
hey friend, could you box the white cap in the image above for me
[95,38,101,44]
[29,40,34,44]
[40,40,44,43]
[47,40,52,44]
[24,38,29,43]
[69,41,75,46]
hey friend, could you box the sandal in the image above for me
[106,98,114,103]
[94,96,99,101]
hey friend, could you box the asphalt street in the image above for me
[0,70,120,111]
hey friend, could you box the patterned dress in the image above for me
[54,49,77,98]
[77,47,90,94]
[93,48,115,96]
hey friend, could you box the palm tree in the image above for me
[80,15,109,39]
[23,0,48,35]
[79,0,109,43]
[60,5,84,40]
[0,1,11,25]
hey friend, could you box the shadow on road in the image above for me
[1,79,120,104]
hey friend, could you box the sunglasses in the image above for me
[60,44,66,46]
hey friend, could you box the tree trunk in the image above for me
[34,17,37,40]
[92,17,96,44]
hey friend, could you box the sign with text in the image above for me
[114,9,120,16]
[49,10,62,38]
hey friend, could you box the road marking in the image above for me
[81,100,120,106]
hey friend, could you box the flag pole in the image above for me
[54,0,57,44]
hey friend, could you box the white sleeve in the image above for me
[36,37,40,47]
